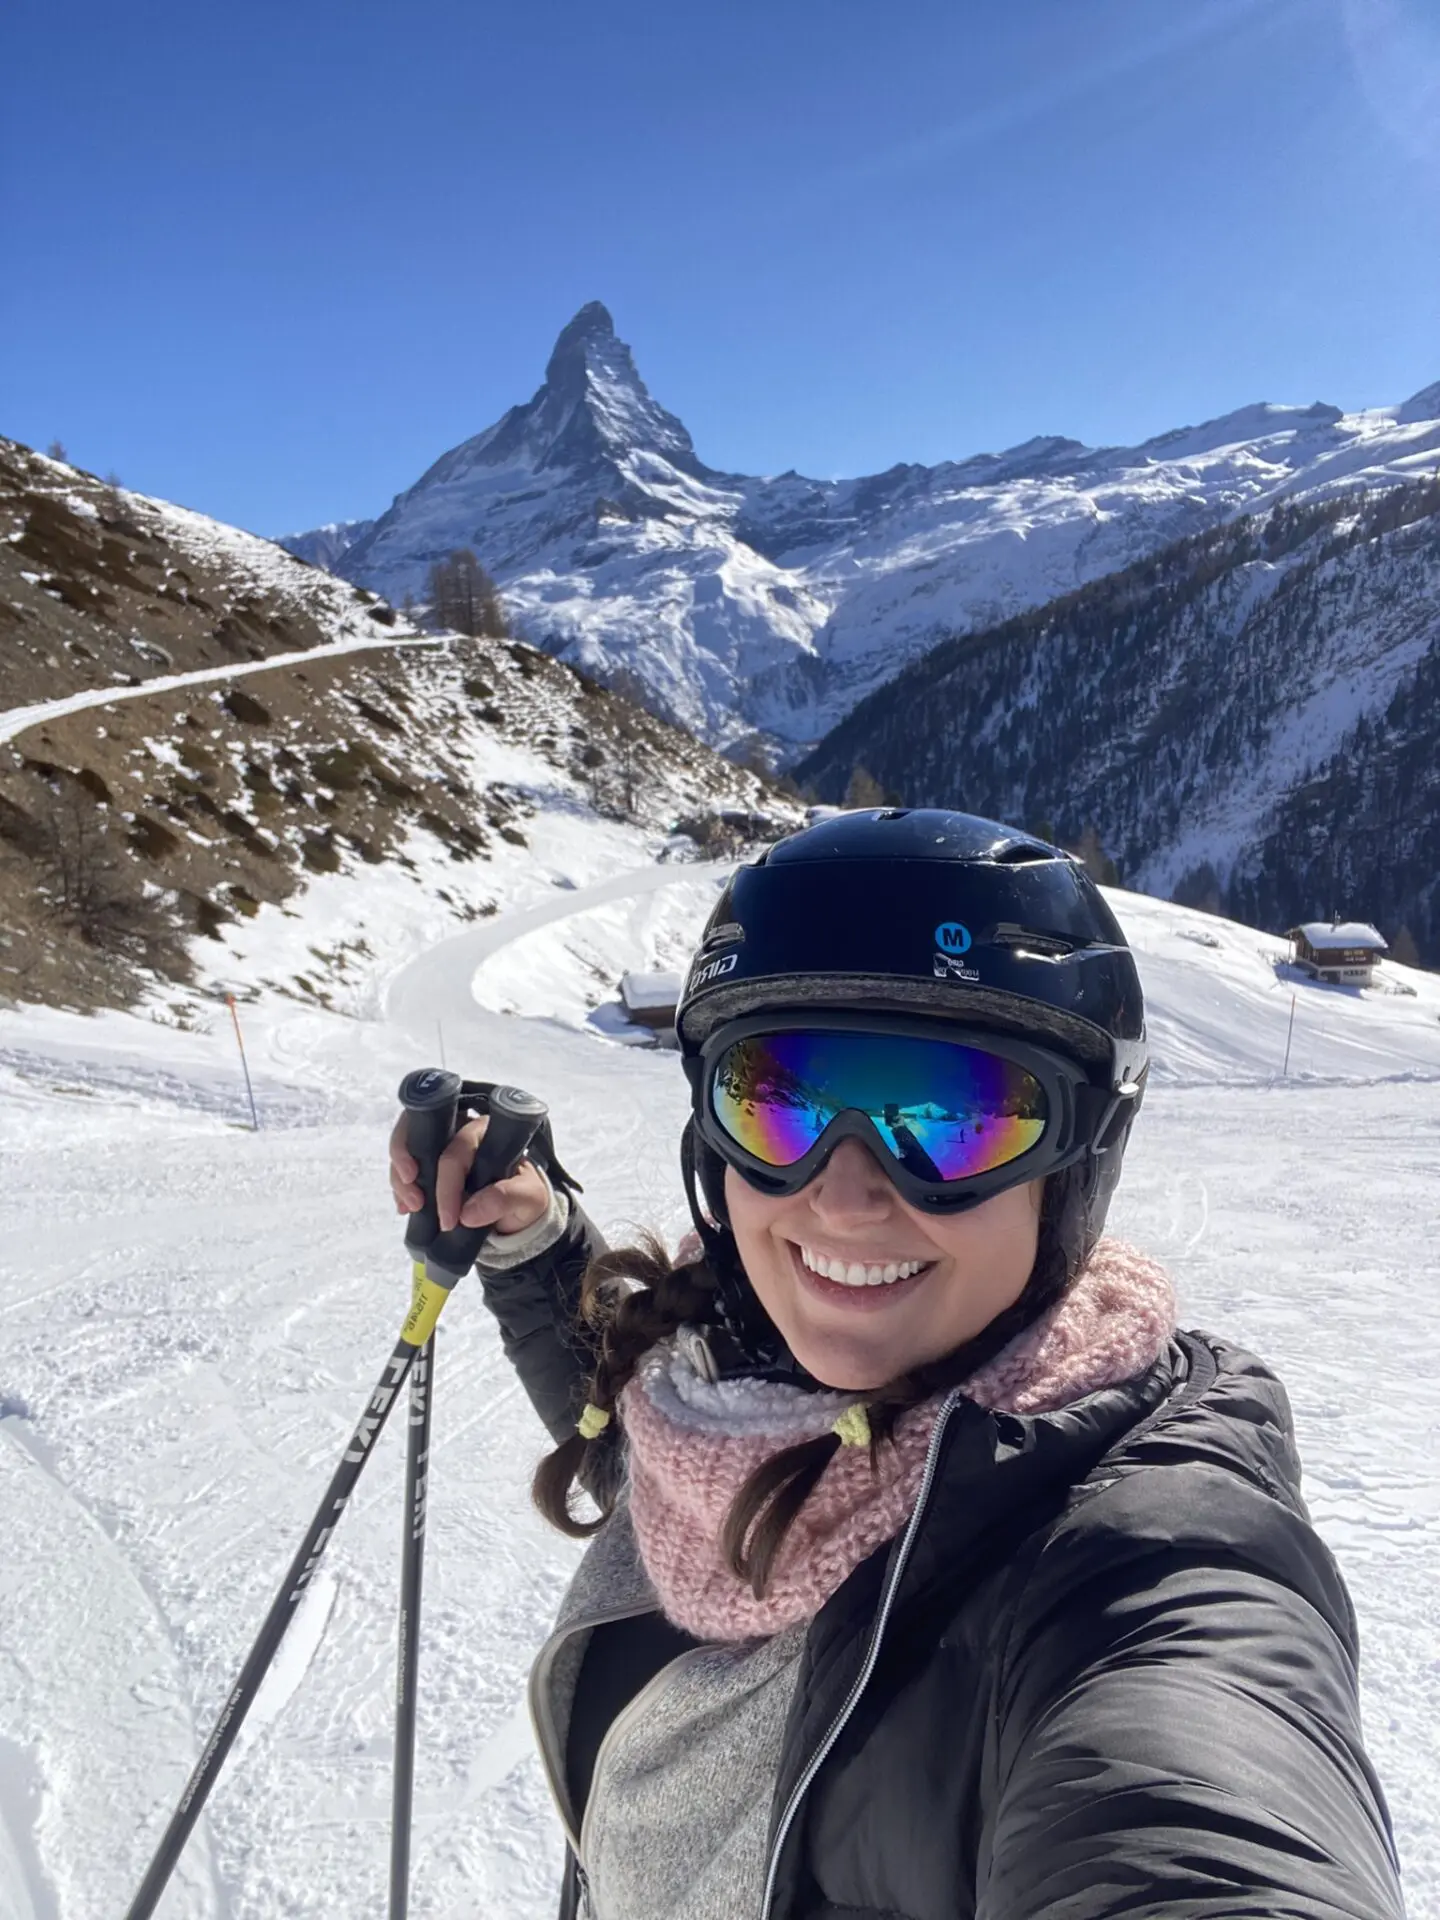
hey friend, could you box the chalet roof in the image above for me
[620,969,683,1011]
[1292,922,1387,951]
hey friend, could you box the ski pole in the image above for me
[122,1069,472,1919]
[123,1069,462,1918]
[389,1083,548,1920]
[392,1334,433,1919]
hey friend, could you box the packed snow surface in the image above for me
[1,817,1438,1918]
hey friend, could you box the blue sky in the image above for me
[4,0,1439,536]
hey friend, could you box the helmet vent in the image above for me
[992,839,1058,866]
[990,922,1083,957]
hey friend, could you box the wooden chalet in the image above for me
[618,970,683,1032]
[1288,922,1388,985]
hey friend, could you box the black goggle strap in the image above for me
[1075,1078,1143,1157]
[679,1118,798,1377]
[681,1115,729,1237]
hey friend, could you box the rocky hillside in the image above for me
[285,303,1440,753]
[796,482,1440,965]
[0,438,788,1013]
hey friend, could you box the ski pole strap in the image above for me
[419,1085,550,1284]
[454,1078,581,1198]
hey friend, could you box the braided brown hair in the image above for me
[532,1159,1089,1598]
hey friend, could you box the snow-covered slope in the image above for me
[286,304,1440,749]
[1,821,1438,1917]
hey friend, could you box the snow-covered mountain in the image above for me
[798,481,1440,966]
[281,517,375,571]
[285,303,1440,751]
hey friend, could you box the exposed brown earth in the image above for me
[0,439,786,1014]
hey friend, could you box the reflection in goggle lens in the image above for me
[711,1030,1047,1182]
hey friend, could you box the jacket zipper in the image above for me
[758,1388,962,1920]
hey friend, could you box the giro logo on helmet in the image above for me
[934,922,973,953]
[933,950,980,982]
[690,951,739,990]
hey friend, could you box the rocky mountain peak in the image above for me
[532,300,700,472]
[545,299,618,378]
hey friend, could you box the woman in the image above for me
[391,809,1404,1920]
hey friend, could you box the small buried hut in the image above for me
[618,970,683,1033]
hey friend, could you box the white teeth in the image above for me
[799,1246,928,1289]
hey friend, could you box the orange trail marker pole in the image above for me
[226,992,259,1130]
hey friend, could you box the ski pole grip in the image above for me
[425,1085,549,1283]
[397,1067,464,1257]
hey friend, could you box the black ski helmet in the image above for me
[678,808,1148,1267]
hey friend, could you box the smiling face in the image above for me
[724,1138,1044,1390]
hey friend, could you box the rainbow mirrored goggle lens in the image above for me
[709,1029,1048,1184]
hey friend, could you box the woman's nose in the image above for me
[807,1137,896,1222]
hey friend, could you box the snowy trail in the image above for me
[384,856,727,1046]
[0,627,443,746]
[1,842,1438,1916]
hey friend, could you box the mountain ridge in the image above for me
[283,305,1440,754]
[796,481,1440,965]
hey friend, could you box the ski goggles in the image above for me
[696,1012,1114,1211]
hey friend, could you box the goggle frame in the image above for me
[695,1010,1121,1214]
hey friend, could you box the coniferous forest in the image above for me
[798,483,1440,965]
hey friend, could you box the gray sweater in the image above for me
[529,1503,804,1920]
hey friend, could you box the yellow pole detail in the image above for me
[400,1263,451,1348]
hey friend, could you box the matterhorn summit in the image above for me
[323,304,830,743]
[293,307,1440,751]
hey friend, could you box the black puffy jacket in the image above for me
[478,1203,1405,1920]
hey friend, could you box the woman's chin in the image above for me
[782,1327,899,1393]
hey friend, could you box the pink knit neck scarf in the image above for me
[621,1237,1176,1641]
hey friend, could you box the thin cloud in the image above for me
[792,0,1295,206]
[1342,0,1440,168]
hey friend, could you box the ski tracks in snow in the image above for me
[0,1413,226,1920]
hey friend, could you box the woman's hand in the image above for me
[388,1112,551,1236]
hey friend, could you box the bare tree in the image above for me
[603,663,676,726]
[27,783,180,967]
[427,549,507,637]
